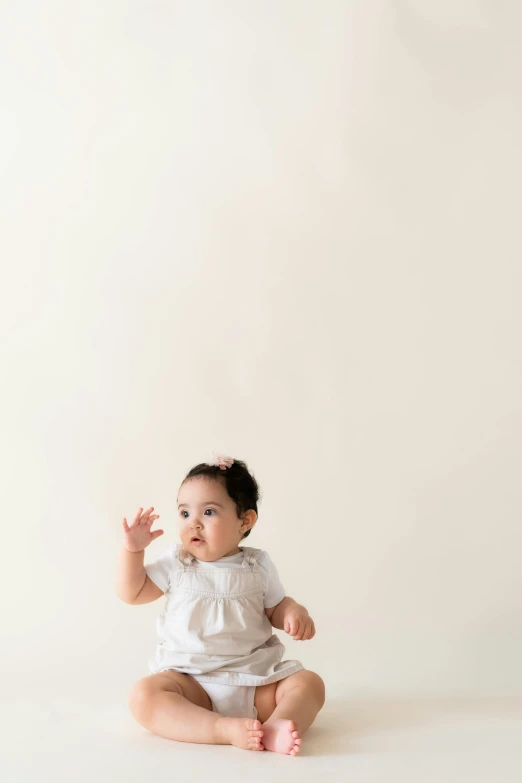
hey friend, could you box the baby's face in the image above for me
[177,477,256,561]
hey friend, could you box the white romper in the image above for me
[146,544,304,718]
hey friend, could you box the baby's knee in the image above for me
[300,670,326,705]
[128,676,181,723]
[128,679,153,722]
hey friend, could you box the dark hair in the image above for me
[181,458,261,539]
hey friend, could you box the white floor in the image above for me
[2,682,521,783]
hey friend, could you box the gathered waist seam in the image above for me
[172,587,264,599]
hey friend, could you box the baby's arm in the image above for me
[266,596,315,641]
[116,547,164,604]
[116,506,165,604]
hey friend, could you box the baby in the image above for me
[116,453,325,755]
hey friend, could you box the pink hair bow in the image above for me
[207,451,234,470]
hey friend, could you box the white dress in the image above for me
[145,544,304,717]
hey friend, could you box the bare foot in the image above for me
[261,719,302,755]
[214,717,264,750]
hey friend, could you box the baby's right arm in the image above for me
[115,506,165,604]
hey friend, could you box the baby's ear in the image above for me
[241,509,257,531]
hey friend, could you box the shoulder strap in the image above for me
[240,546,262,569]
[176,544,195,567]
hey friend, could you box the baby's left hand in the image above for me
[284,606,315,641]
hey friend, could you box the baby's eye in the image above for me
[204,508,215,515]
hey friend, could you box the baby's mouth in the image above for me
[190,536,205,544]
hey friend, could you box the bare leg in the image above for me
[129,671,264,750]
[258,670,325,755]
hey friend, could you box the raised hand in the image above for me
[122,506,164,552]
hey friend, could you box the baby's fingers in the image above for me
[128,507,145,527]
[151,529,164,541]
[301,620,315,640]
[290,619,301,639]
[130,507,158,526]
[140,506,156,524]
[293,621,306,641]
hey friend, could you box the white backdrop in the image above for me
[1,1,521,701]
